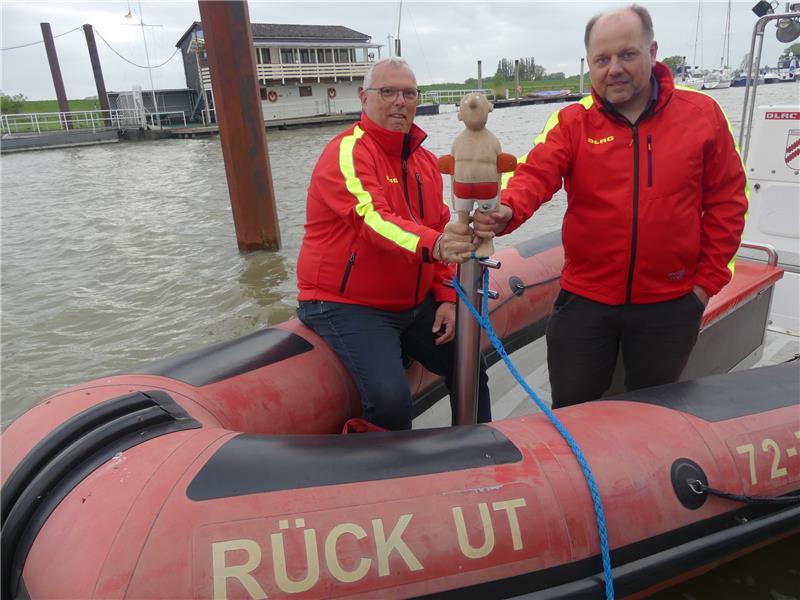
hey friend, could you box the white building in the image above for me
[175,22,380,123]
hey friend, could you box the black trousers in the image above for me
[546,290,705,409]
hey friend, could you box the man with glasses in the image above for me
[297,57,491,430]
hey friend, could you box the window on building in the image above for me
[299,48,313,64]
[280,48,296,64]
[257,48,272,64]
[319,49,333,63]
[336,48,350,63]
[259,87,269,100]
[354,48,366,62]
[299,86,313,97]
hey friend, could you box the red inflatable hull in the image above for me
[2,235,796,599]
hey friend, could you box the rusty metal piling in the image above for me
[197,0,282,251]
[40,23,70,128]
[83,25,111,125]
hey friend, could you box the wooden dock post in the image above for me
[197,0,281,251]
[40,23,70,127]
[83,25,111,126]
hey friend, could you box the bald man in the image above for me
[471,4,747,407]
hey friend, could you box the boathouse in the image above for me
[175,22,380,123]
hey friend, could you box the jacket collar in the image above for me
[358,113,428,159]
[593,61,675,121]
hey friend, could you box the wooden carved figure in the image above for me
[438,93,517,258]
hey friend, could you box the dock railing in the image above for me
[1,108,187,135]
[419,88,496,105]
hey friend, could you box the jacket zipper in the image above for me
[402,161,422,305]
[339,252,356,294]
[401,159,417,221]
[401,136,423,305]
[626,126,640,304]
[415,173,425,219]
[647,134,653,187]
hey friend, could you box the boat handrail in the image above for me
[739,8,800,162]
[740,239,779,266]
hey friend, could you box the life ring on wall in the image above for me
[267,90,278,103]
[327,87,337,99]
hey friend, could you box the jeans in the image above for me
[546,290,704,408]
[298,294,491,430]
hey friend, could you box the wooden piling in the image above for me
[40,23,70,126]
[197,0,281,251]
[83,25,111,126]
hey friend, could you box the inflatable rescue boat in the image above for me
[2,233,798,599]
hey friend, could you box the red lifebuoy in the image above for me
[327,87,337,99]
[267,90,278,103]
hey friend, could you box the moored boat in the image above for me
[2,364,798,600]
[731,74,765,86]
[702,69,733,89]
[1,231,794,599]
[3,6,799,599]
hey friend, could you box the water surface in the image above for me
[2,82,798,599]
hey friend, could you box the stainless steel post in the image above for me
[452,259,483,425]
[739,10,799,161]
[579,58,585,95]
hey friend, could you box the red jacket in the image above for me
[297,114,455,311]
[502,62,748,304]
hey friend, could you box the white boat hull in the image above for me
[740,105,800,336]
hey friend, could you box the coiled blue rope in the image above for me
[453,267,615,600]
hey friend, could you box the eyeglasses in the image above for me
[364,87,419,102]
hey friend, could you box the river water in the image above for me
[2,84,798,596]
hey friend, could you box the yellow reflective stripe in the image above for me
[338,125,420,253]
[677,86,749,277]
[533,110,562,146]
[502,96,594,191]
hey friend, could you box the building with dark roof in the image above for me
[176,22,381,123]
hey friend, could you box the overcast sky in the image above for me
[0,0,792,100]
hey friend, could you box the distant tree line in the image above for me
[0,92,27,115]
[494,57,547,81]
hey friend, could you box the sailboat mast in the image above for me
[692,0,702,68]
[395,0,403,56]
[723,0,732,68]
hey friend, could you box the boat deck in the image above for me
[413,328,799,428]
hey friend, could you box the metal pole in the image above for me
[137,0,160,127]
[395,0,402,56]
[40,23,70,127]
[579,58,585,94]
[83,24,111,126]
[198,0,282,251]
[477,60,482,90]
[738,12,795,161]
[514,59,520,100]
[452,260,483,425]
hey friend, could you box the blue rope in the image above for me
[453,268,615,600]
